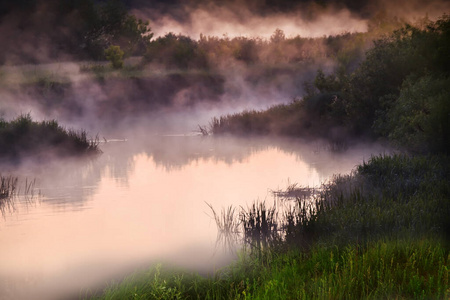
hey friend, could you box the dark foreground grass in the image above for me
[89,238,449,299]
[0,114,100,161]
[90,154,450,299]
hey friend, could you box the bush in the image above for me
[104,45,124,69]
[385,75,450,154]
[144,33,208,69]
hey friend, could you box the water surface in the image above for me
[0,135,388,299]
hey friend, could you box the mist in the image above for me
[132,0,450,39]
[0,0,447,137]
[137,6,368,39]
[0,0,448,299]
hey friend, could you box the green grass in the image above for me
[248,239,450,299]
[207,97,349,144]
[0,114,100,160]
[90,154,450,299]
[89,239,449,300]
[209,100,307,137]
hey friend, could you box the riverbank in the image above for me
[89,16,450,298]
[89,153,450,299]
[90,238,449,299]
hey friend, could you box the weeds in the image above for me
[0,114,101,161]
[0,175,17,199]
[205,154,449,252]
[240,201,280,252]
[0,176,18,215]
[206,203,241,252]
[90,238,450,300]
[92,154,450,299]
[0,176,39,217]
[198,125,209,136]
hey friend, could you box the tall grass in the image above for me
[236,154,450,249]
[248,238,450,299]
[0,176,18,215]
[0,175,17,199]
[91,154,450,299]
[89,238,450,300]
[0,114,100,160]
[206,203,241,251]
[0,176,38,216]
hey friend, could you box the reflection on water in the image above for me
[0,135,389,299]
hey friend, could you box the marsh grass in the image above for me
[0,114,100,160]
[0,176,18,215]
[0,176,17,199]
[272,183,318,200]
[0,176,38,217]
[268,154,450,247]
[197,125,209,136]
[206,203,241,251]
[90,238,450,300]
[240,201,280,253]
[247,238,450,299]
[92,154,450,299]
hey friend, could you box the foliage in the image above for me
[91,239,450,300]
[144,33,208,69]
[210,15,450,154]
[92,153,450,298]
[92,153,450,299]
[0,114,100,160]
[237,154,450,248]
[344,15,449,141]
[105,45,125,69]
[383,75,450,153]
[78,0,152,59]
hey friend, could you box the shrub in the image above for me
[104,45,124,69]
[385,75,450,154]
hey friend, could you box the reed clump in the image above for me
[206,203,241,251]
[236,154,450,250]
[0,176,17,199]
[0,114,100,161]
[0,176,38,217]
[0,176,18,215]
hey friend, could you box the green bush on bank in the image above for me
[105,45,125,69]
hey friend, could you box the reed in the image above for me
[206,203,241,251]
[205,154,450,251]
[0,175,17,199]
[91,154,450,299]
[0,114,100,160]
[0,176,39,217]
[0,176,18,215]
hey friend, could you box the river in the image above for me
[0,135,389,299]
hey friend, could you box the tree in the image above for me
[386,75,450,154]
[105,45,124,68]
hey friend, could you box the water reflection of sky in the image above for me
[0,135,389,299]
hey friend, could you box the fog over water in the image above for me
[0,135,390,299]
[1,0,444,299]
